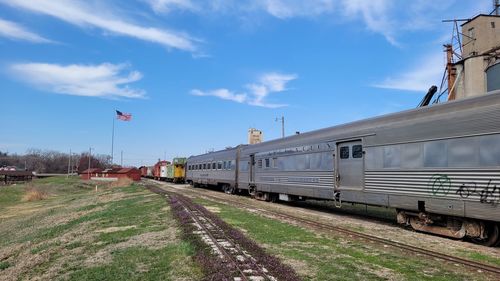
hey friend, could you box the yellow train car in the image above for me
[172,157,186,183]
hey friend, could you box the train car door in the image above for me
[336,140,364,189]
[249,154,255,184]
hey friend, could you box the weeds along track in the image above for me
[147,180,500,277]
[146,184,299,281]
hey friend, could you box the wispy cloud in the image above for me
[1,0,198,52]
[145,0,198,14]
[0,17,53,43]
[373,52,445,92]
[144,0,458,45]
[339,0,397,45]
[191,72,297,108]
[191,88,247,103]
[10,62,145,99]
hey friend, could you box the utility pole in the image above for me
[275,115,285,138]
[87,147,92,180]
[67,149,71,177]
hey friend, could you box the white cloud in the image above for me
[258,0,335,19]
[191,72,297,108]
[10,62,145,99]
[191,88,247,103]
[0,17,52,43]
[373,52,445,92]
[145,0,464,46]
[339,0,397,45]
[145,0,198,13]
[1,0,198,52]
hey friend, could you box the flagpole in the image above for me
[111,111,115,165]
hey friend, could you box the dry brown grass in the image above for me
[108,178,133,188]
[22,189,48,202]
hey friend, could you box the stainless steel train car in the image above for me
[186,147,241,194]
[186,90,500,246]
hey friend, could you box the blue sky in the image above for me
[0,0,493,166]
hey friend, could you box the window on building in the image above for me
[340,146,349,159]
[352,145,363,158]
[492,22,496,28]
[468,27,475,39]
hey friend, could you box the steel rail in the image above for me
[147,185,276,281]
[147,181,500,276]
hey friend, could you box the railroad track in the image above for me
[146,180,500,276]
[202,192,500,276]
[146,185,278,281]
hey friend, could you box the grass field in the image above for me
[0,177,201,281]
[194,198,496,281]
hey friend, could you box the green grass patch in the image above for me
[68,243,201,281]
[195,198,486,281]
[457,250,500,267]
[0,185,24,210]
[0,178,201,280]
[0,261,11,270]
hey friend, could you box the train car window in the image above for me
[228,160,232,170]
[352,145,363,158]
[203,163,206,170]
[218,161,222,170]
[480,134,500,166]
[223,161,227,169]
[383,145,401,168]
[448,138,477,167]
[212,162,216,169]
[272,157,278,168]
[265,158,270,168]
[309,153,323,170]
[340,146,349,159]
[295,154,307,170]
[282,156,294,171]
[258,159,263,169]
[424,141,447,167]
[321,153,334,170]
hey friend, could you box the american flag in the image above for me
[116,110,132,121]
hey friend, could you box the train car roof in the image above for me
[240,90,500,153]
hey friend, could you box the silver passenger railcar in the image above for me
[188,91,500,245]
[186,146,241,193]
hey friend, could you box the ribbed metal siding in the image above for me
[365,170,500,203]
[255,171,334,188]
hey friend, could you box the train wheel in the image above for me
[495,224,500,247]
[472,223,499,247]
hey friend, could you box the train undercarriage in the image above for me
[396,210,500,246]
